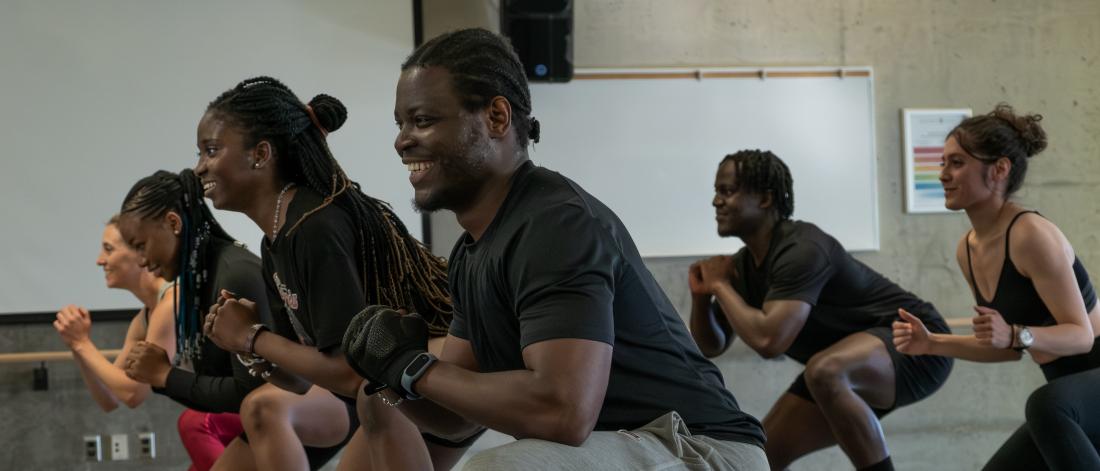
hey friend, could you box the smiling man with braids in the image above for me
[341,28,767,470]
[689,150,954,471]
[196,76,453,471]
[115,169,270,468]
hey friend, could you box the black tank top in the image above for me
[965,211,1099,381]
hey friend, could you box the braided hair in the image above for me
[720,150,795,220]
[206,77,452,336]
[402,28,541,147]
[120,169,234,364]
[949,103,1047,196]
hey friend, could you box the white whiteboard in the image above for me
[527,67,879,257]
[0,0,416,313]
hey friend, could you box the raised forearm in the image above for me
[252,331,360,398]
[689,294,728,357]
[929,333,1022,363]
[158,357,265,413]
[711,283,776,355]
[415,362,595,446]
[72,342,150,407]
[395,390,482,440]
[73,354,121,412]
[1029,323,1095,357]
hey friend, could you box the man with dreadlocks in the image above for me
[115,169,270,468]
[688,150,954,471]
[196,76,453,471]
[341,28,767,470]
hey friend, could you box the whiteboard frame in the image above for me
[528,66,880,257]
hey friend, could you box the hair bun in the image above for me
[991,103,1047,157]
[1017,113,1046,157]
[308,94,348,134]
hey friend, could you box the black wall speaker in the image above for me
[500,0,573,82]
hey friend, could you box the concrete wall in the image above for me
[421,0,1100,469]
[425,0,1100,325]
[1,321,192,469]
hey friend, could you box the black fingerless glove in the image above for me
[342,305,428,398]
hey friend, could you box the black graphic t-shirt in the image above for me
[262,188,365,352]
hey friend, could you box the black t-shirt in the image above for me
[723,220,943,363]
[448,161,764,446]
[157,238,268,413]
[262,188,366,352]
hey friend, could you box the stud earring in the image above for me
[253,162,262,169]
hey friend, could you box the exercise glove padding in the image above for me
[342,305,429,398]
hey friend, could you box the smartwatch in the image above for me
[400,352,438,400]
[1013,325,1034,351]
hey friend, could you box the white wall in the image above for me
[0,0,418,313]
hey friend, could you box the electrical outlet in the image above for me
[138,432,156,459]
[110,433,129,460]
[83,435,102,462]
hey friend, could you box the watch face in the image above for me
[1019,327,1034,346]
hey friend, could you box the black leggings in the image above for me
[983,367,1100,470]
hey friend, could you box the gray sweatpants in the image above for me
[462,412,768,471]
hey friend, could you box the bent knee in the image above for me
[177,409,209,436]
[804,355,848,394]
[356,392,395,432]
[240,389,290,432]
[1025,383,1072,423]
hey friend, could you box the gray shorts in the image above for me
[462,411,768,471]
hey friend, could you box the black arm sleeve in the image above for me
[156,247,269,412]
[159,355,262,413]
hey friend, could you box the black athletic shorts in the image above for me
[787,317,953,417]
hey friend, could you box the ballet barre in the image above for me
[0,349,122,364]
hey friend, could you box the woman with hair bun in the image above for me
[894,104,1100,470]
[196,77,453,470]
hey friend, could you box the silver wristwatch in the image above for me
[1013,325,1034,351]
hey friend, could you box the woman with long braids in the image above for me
[198,76,453,471]
[115,169,270,467]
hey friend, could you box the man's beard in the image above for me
[413,128,494,213]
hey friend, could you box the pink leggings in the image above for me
[177,409,244,471]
